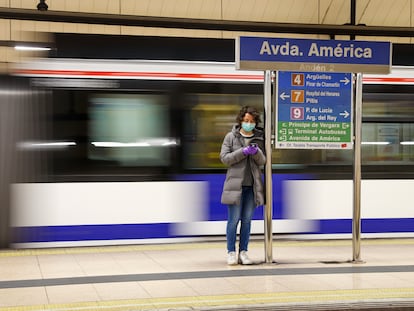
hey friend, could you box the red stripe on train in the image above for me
[13,69,264,80]
[13,69,414,83]
[363,77,414,83]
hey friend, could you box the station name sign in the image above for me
[236,36,392,74]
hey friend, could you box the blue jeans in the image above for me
[226,186,255,253]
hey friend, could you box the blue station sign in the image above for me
[236,36,392,74]
[276,71,353,149]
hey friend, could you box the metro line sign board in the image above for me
[276,71,353,149]
[236,37,392,74]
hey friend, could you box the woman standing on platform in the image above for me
[220,106,266,265]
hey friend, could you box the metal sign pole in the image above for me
[264,70,273,263]
[352,73,363,262]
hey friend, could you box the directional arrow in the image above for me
[340,77,350,85]
[340,110,350,118]
[280,92,290,100]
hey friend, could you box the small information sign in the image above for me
[276,71,353,149]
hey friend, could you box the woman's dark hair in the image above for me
[236,106,261,125]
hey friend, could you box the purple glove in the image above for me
[242,145,258,156]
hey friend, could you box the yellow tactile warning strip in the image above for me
[0,288,413,311]
[1,238,413,257]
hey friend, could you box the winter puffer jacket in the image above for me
[220,124,266,207]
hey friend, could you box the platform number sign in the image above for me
[276,71,353,149]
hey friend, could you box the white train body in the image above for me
[9,59,414,248]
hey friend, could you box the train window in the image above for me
[361,123,414,163]
[89,93,170,166]
[360,92,414,165]
[48,89,174,181]
[322,123,414,166]
[182,93,263,169]
[363,93,414,121]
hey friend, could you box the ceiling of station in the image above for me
[7,0,408,27]
[0,0,413,44]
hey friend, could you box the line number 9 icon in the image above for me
[290,107,304,120]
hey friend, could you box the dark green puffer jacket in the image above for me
[220,124,266,207]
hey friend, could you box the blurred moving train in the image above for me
[6,44,414,248]
[8,57,414,248]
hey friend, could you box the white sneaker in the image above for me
[238,250,253,265]
[227,251,237,265]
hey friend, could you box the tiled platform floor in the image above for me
[0,238,414,310]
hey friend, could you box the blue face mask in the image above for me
[241,122,256,132]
